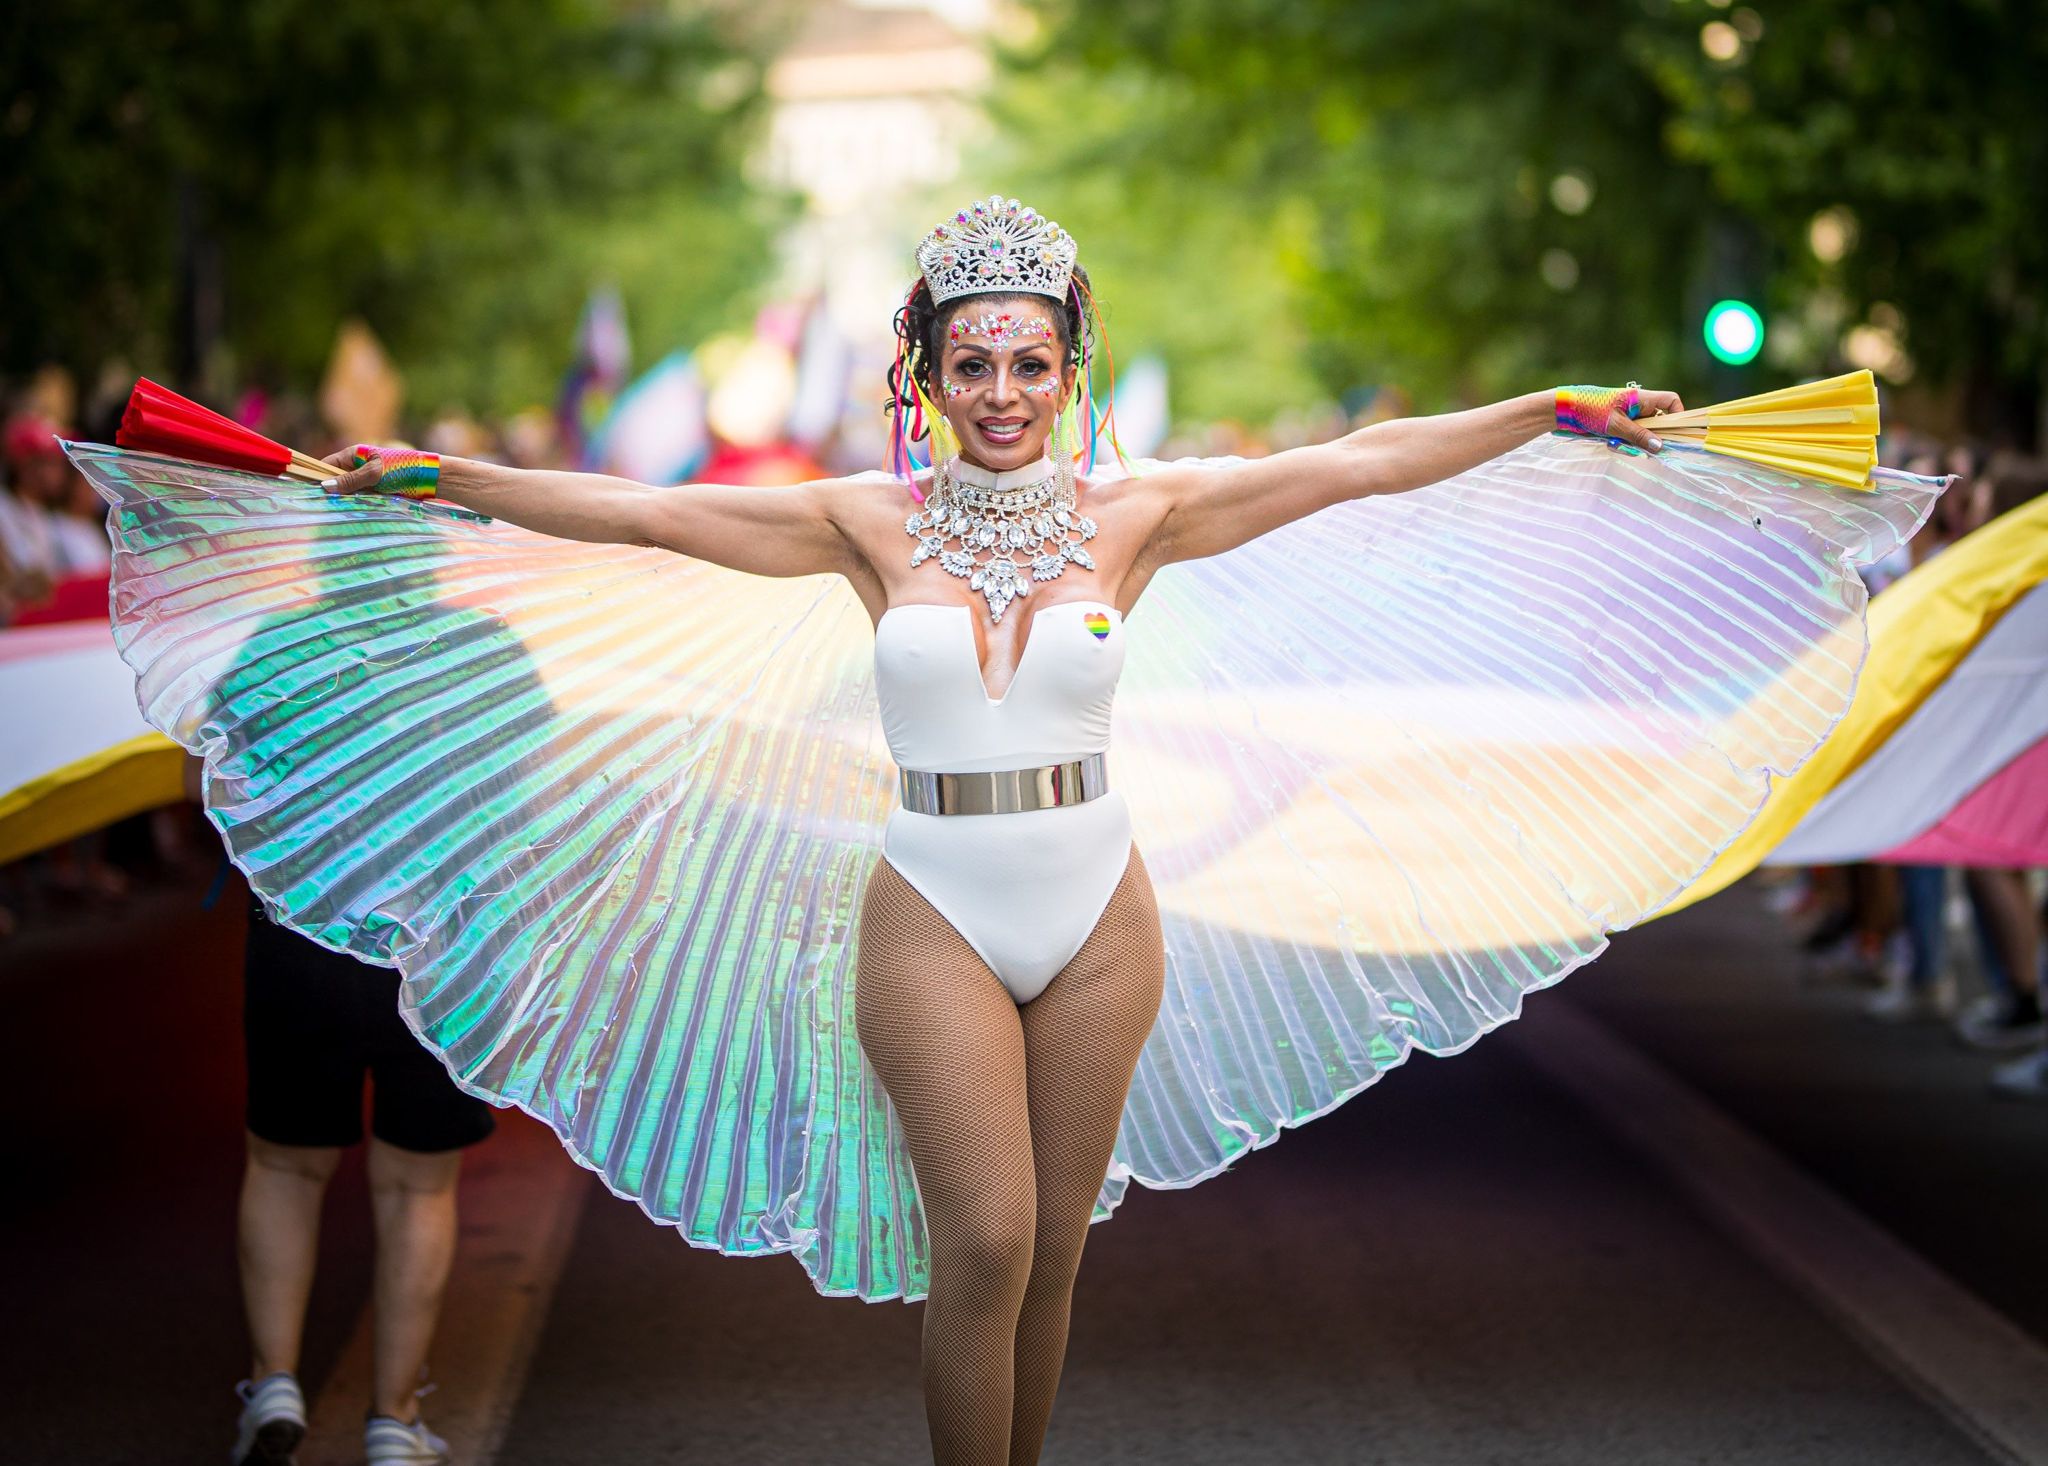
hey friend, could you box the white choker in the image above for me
[947,456,1053,490]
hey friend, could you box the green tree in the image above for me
[1016,0,2047,442]
[1650,0,2048,439]
[0,0,789,417]
[1011,0,1718,414]
[971,66,1326,429]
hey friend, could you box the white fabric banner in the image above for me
[1767,583,2048,864]
[0,619,154,796]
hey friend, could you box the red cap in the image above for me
[4,415,62,460]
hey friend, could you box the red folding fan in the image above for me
[116,378,334,483]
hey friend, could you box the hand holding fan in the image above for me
[116,378,335,483]
[1639,369,1880,490]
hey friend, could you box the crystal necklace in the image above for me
[904,455,1097,622]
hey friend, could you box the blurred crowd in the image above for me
[0,361,623,629]
[4,365,2046,1107]
[1769,437,2048,1102]
[0,367,119,625]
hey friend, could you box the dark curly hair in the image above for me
[886,265,1095,435]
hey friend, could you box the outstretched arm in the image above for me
[1136,386,1682,566]
[323,452,859,580]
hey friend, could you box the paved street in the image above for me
[5,855,2044,1464]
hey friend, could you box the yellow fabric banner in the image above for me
[1660,492,2048,916]
[0,731,186,865]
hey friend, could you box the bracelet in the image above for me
[1554,384,1641,438]
[352,443,441,498]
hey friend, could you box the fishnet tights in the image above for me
[856,846,1166,1466]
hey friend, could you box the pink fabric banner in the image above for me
[1878,735,2048,867]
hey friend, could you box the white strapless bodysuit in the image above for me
[873,596,1133,1003]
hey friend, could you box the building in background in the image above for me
[761,1,994,350]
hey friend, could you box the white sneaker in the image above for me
[1876,930,1915,988]
[1802,933,1883,988]
[231,1372,306,1465]
[1760,873,1810,916]
[1864,976,1954,1024]
[1954,992,2003,1030]
[365,1414,452,1465]
[1989,1049,2048,1102]
[1955,992,2048,1052]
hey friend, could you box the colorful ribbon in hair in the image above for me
[349,444,441,499]
[1070,277,1133,476]
[888,283,932,491]
[1554,384,1642,439]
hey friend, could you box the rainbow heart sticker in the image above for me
[1083,611,1112,641]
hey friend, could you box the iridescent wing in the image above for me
[1102,435,1940,1196]
[72,444,926,1299]
[74,435,1938,1299]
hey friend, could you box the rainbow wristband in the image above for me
[1554,384,1641,438]
[352,444,440,499]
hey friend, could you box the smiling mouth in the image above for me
[978,418,1027,442]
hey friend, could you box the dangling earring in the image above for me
[1051,393,1077,503]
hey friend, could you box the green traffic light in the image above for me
[1704,299,1764,366]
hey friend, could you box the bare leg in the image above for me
[365,1138,463,1422]
[1852,863,1899,962]
[1968,869,2041,997]
[857,860,1039,1466]
[1009,850,1166,1466]
[239,1132,342,1381]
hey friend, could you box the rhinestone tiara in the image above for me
[915,196,1078,306]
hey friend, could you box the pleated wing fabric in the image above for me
[77,444,922,1298]
[72,435,1937,1300]
[1105,437,1935,1199]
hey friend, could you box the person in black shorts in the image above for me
[231,895,494,1466]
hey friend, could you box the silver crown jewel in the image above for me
[916,196,1078,305]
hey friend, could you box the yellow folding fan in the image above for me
[1639,369,1879,490]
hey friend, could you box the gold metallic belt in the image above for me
[898,753,1109,816]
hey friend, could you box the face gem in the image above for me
[946,312,1057,349]
[941,375,972,399]
[1020,376,1060,396]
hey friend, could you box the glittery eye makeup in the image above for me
[946,312,1056,348]
[942,370,1056,398]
